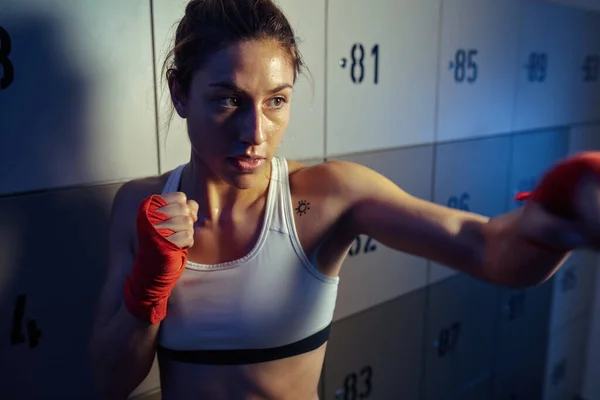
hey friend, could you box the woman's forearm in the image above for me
[89,304,160,399]
[479,207,571,288]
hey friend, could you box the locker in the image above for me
[580,275,600,400]
[571,11,600,124]
[436,0,522,142]
[512,1,583,131]
[430,136,511,284]
[492,337,547,400]
[493,282,553,376]
[0,1,158,195]
[508,128,569,211]
[568,123,600,153]
[543,314,591,400]
[322,289,427,400]
[272,0,326,162]
[0,183,119,398]
[421,274,499,400]
[152,0,191,174]
[326,0,441,156]
[332,146,433,321]
[549,250,597,331]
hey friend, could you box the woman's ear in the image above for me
[168,71,188,119]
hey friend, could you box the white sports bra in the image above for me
[156,156,339,365]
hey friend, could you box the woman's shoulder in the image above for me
[113,171,171,210]
[285,158,373,214]
[286,158,364,190]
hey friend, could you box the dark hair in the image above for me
[162,0,308,100]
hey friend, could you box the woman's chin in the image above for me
[218,169,265,190]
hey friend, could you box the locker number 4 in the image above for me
[0,26,14,90]
[11,294,42,348]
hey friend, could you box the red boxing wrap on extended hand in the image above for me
[123,195,188,324]
[515,151,600,219]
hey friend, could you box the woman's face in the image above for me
[172,38,296,189]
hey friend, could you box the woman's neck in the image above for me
[179,157,271,224]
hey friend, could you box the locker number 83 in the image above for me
[337,366,373,400]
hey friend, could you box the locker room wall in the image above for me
[548,0,600,13]
[0,0,599,399]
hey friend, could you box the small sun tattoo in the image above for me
[295,200,311,216]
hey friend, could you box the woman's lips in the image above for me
[227,156,265,173]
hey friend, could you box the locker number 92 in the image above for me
[0,26,14,90]
[348,235,377,257]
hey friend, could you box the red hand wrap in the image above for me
[123,195,188,324]
[515,151,600,219]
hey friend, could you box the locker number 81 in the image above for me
[341,43,380,85]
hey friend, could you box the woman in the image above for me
[89,0,600,399]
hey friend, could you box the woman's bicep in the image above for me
[337,162,489,272]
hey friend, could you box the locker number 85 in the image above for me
[450,49,478,83]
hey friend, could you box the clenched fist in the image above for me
[123,192,199,324]
[154,192,199,249]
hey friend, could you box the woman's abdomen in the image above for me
[157,343,327,400]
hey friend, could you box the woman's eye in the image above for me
[219,97,240,108]
[269,97,286,109]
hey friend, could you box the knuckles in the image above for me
[162,191,187,205]
[179,202,190,215]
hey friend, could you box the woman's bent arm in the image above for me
[89,182,160,399]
